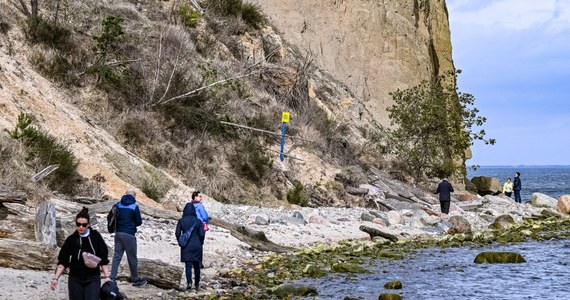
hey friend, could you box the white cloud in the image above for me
[448,0,570,32]
[549,0,570,32]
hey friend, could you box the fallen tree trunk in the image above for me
[0,203,36,240]
[385,192,433,209]
[346,186,369,195]
[376,199,398,211]
[0,186,27,204]
[0,239,58,270]
[116,258,183,289]
[359,225,399,242]
[87,201,179,220]
[87,200,294,253]
[210,217,296,253]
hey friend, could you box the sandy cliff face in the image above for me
[249,0,454,125]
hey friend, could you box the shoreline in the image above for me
[1,192,568,299]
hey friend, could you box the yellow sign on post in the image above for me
[281,112,290,123]
[280,112,290,161]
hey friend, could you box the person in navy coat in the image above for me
[513,171,522,203]
[435,178,454,214]
[175,203,205,291]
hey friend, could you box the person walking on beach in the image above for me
[513,172,522,203]
[503,178,514,199]
[176,203,206,291]
[191,191,209,268]
[50,207,110,300]
[435,178,454,214]
[110,188,147,287]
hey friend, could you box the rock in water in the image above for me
[474,251,526,264]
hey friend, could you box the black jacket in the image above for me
[436,179,454,202]
[514,176,522,191]
[57,228,109,280]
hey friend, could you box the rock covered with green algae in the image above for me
[331,262,370,273]
[271,283,318,298]
[378,293,402,300]
[383,280,402,289]
[302,264,326,278]
[474,251,526,264]
[489,214,516,230]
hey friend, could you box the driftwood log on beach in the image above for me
[87,200,295,253]
[210,217,296,253]
[0,239,58,270]
[0,185,26,204]
[385,192,429,207]
[359,225,400,242]
[40,199,295,253]
[346,186,369,195]
[115,258,183,289]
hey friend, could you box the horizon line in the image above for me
[467,164,570,167]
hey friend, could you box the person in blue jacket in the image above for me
[191,191,209,268]
[192,191,209,226]
[110,188,147,287]
[176,203,206,291]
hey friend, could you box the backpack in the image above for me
[107,203,119,233]
[100,280,126,300]
[178,223,197,247]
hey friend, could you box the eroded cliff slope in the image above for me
[249,0,455,125]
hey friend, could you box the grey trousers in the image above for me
[110,232,139,281]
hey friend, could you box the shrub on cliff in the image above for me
[206,0,267,29]
[386,70,495,180]
[8,113,81,194]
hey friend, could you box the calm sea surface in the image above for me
[294,166,570,299]
[466,165,570,201]
[297,239,570,300]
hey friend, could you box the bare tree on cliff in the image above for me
[18,0,39,18]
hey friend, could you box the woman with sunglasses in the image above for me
[50,207,111,300]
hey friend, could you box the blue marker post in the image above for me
[280,112,290,162]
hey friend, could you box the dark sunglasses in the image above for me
[76,222,89,227]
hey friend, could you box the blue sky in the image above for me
[446,0,570,166]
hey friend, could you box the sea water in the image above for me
[297,239,570,300]
[466,165,570,201]
[294,166,570,299]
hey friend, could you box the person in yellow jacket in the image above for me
[503,178,513,199]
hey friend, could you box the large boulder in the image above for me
[557,195,570,214]
[474,251,526,264]
[464,177,478,194]
[470,176,502,196]
[408,210,438,228]
[489,214,516,230]
[459,193,479,202]
[447,215,472,234]
[386,211,404,225]
[529,193,558,209]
